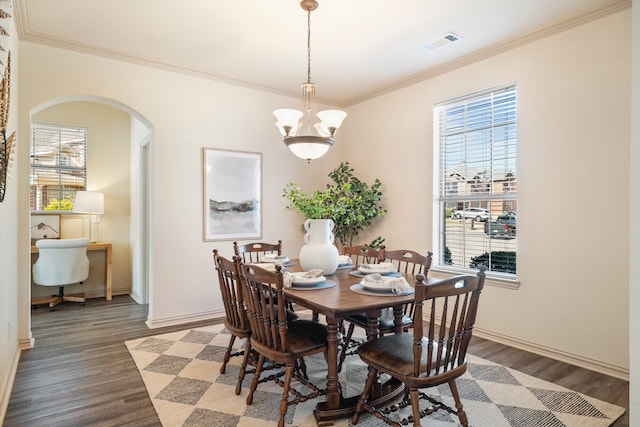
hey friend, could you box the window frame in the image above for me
[432,84,518,282]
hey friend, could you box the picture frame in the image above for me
[30,214,61,240]
[202,148,262,241]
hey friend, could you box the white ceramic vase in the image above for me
[299,218,340,275]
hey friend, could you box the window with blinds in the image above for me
[30,122,87,211]
[433,85,517,276]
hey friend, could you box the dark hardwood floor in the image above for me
[4,295,629,426]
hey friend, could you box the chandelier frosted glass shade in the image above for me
[317,110,347,136]
[284,135,334,161]
[274,0,347,162]
[274,107,347,162]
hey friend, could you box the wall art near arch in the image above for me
[0,1,13,202]
[202,148,262,241]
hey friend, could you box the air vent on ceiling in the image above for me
[421,32,462,52]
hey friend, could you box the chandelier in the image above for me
[274,0,347,163]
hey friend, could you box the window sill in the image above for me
[429,266,520,290]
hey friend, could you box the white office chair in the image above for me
[32,238,91,310]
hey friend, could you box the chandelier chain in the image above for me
[307,8,312,84]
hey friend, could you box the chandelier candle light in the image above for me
[274,0,347,162]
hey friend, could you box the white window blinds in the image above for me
[30,122,87,211]
[434,85,517,276]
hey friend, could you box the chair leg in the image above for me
[236,340,251,395]
[409,388,421,427]
[220,334,237,374]
[352,366,378,425]
[338,322,355,373]
[449,379,468,426]
[296,357,308,380]
[57,286,86,306]
[246,353,265,405]
[278,363,295,427]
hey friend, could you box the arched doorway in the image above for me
[28,95,153,314]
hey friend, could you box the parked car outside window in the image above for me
[451,207,490,222]
[484,213,517,238]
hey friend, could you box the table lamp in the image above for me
[73,191,104,242]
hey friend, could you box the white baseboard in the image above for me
[474,327,629,381]
[18,337,34,350]
[0,346,21,425]
[145,309,225,329]
[83,286,131,300]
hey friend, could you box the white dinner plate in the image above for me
[358,266,396,275]
[360,280,393,291]
[291,271,326,285]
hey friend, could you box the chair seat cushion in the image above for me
[358,333,459,378]
[287,320,328,353]
[286,309,299,322]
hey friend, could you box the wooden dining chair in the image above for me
[234,239,298,314]
[347,249,433,338]
[233,240,282,263]
[352,268,486,427]
[341,242,384,265]
[376,249,433,334]
[240,262,328,427]
[212,250,251,394]
[338,249,433,372]
[337,243,384,372]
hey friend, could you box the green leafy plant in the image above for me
[283,161,387,247]
[44,197,74,210]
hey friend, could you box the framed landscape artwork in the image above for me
[202,148,262,241]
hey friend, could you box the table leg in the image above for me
[393,304,404,333]
[314,310,388,425]
[324,317,340,408]
[105,244,112,301]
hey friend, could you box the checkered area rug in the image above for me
[125,324,625,427]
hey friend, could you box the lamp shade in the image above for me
[317,110,347,135]
[274,109,303,136]
[73,191,104,214]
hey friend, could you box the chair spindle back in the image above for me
[234,240,282,263]
[213,250,247,332]
[412,268,485,377]
[240,263,288,352]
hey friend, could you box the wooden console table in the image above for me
[31,241,113,301]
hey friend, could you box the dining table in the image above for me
[282,260,436,426]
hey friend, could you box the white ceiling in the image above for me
[14,0,630,107]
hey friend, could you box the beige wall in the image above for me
[341,10,631,377]
[30,102,132,298]
[16,41,342,329]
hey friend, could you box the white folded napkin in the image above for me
[363,273,411,294]
[262,254,289,263]
[283,271,294,288]
[303,269,324,278]
[338,255,353,265]
[359,262,397,271]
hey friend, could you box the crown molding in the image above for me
[13,0,631,109]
